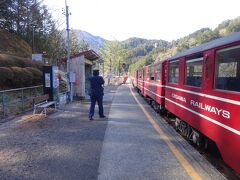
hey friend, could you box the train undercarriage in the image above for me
[144,95,211,152]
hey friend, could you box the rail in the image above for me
[0,85,43,119]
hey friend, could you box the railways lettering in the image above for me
[133,31,240,173]
[190,100,230,119]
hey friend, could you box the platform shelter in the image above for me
[60,50,100,99]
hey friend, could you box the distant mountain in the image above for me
[123,37,169,49]
[65,30,170,58]
[215,16,240,36]
[73,30,107,50]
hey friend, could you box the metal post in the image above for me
[65,0,73,102]
[32,25,35,53]
[1,92,4,117]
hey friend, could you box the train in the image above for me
[132,31,240,173]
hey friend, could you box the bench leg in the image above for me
[33,107,36,115]
[44,108,47,117]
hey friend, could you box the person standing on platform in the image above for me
[107,71,112,85]
[88,69,106,120]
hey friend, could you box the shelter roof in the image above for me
[61,49,100,62]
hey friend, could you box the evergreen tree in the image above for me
[79,39,89,51]
[101,41,128,76]
[70,30,80,54]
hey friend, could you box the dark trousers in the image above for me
[89,95,104,118]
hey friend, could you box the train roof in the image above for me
[169,31,240,60]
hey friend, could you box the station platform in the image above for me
[98,85,226,180]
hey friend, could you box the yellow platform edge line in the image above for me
[130,86,202,180]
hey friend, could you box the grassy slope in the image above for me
[0,29,31,58]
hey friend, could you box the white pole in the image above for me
[65,0,73,102]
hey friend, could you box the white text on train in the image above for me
[172,93,186,103]
[190,100,230,119]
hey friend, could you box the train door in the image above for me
[136,70,138,87]
[162,60,167,86]
[208,44,240,173]
[161,60,167,108]
[155,63,161,104]
[142,67,146,96]
[138,68,144,94]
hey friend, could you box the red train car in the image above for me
[132,71,138,88]
[136,68,145,94]
[141,61,166,111]
[135,31,240,173]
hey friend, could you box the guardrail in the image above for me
[0,85,43,119]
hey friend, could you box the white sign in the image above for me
[53,66,59,88]
[32,54,43,61]
[69,72,76,83]
[45,73,51,87]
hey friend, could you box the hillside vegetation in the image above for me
[0,54,42,90]
[0,29,31,57]
[128,16,240,74]
[0,0,68,65]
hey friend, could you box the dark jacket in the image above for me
[89,75,105,97]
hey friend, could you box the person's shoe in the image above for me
[99,115,106,118]
[89,117,94,120]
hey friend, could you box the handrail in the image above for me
[0,85,44,118]
[0,85,43,93]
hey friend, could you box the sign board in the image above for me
[32,54,43,61]
[69,72,76,83]
[59,93,67,106]
[53,66,59,88]
[45,73,51,87]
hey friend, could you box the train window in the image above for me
[150,66,155,80]
[156,64,161,81]
[185,57,203,87]
[139,71,142,79]
[215,45,240,92]
[169,60,179,84]
[147,67,151,80]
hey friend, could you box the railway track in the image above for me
[143,95,240,180]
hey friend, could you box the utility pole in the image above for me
[65,0,73,102]
[32,24,35,53]
[103,60,105,78]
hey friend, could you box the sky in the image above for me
[43,0,240,41]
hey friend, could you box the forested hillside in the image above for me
[128,16,240,74]
[1,1,240,81]
[123,38,169,59]
[73,30,107,50]
[0,54,42,90]
[0,29,32,57]
[0,1,54,89]
[0,29,41,90]
[0,0,67,64]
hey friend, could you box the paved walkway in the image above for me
[98,85,226,180]
[0,85,117,180]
